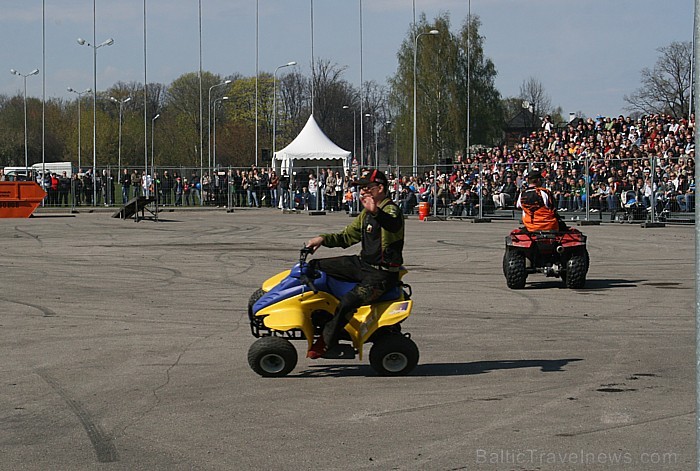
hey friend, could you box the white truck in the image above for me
[3,162,73,181]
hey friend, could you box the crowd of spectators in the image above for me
[389,113,695,217]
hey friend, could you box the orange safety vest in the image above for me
[517,186,559,232]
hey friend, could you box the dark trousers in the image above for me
[312,255,399,349]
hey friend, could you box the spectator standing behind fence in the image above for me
[49,173,59,206]
[121,168,131,204]
[161,170,173,205]
[232,169,243,207]
[334,171,344,211]
[189,172,200,204]
[83,170,93,205]
[142,172,152,199]
[258,168,269,206]
[278,170,290,209]
[318,169,327,210]
[324,170,337,211]
[174,176,183,206]
[307,172,318,210]
[130,169,140,198]
[58,171,70,207]
[268,170,279,208]
[71,174,82,206]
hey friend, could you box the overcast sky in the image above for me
[0,0,694,119]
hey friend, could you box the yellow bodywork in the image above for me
[254,273,412,360]
[262,270,290,292]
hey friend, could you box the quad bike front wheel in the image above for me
[248,336,298,377]
[503,248,527,289]
[248,288,265,310]
[369,334,419,376]
[564,248,589,289]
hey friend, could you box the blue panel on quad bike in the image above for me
[253,264,307,314]
[253,263,333,314]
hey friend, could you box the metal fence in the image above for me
[30,159,695,225]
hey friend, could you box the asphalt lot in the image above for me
[0,209,695,470]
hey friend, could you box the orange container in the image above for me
[0,181,47,218]
[418,201,431,220]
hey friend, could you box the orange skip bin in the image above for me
[0,181,47,218]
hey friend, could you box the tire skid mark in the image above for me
[0,296,57,317]
[36,370,118,463]
[555,411,693,438]
[117,328,226,436]
[351,382,577,422]
[13,226,43,247]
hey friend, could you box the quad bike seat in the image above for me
[325,274,404,302]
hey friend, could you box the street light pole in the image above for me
[77,28,114,205]
[385,120,392,166]
[68,87,91,173]
[151,113,159,177]
[10,68,39,178]
[412,29,439,177]
[467,0,471,163]
[342,105,357,164]
[213,97,229,172]
[208,80,232,180]
[359,0,364,167]
[110,96,131,179]
[364,113,373,166]
[273,61,296,158]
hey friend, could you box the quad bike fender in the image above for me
[346,298,413,359]
[559,230,587,249]
[261,269,291,292]
[505,231,534,249]
[258,292,338,349]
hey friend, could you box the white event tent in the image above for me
[272,114,351,175]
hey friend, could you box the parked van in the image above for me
[3,162,73,181]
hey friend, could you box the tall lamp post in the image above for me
[384,120,392,167]
[151,113,160,217]
[150,113,160,176]
[68,87,91,173]
[364,113,375,166]
[212,97,229,171]
[77,34,114,205]
[208,79,232,178]
[273,61,296,158]
[110,96,132,178]
[10,68,40,178]
[342,105,357,164]
[412,29,439,176]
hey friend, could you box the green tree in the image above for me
[389,12,502,169]
[456,14,503,153]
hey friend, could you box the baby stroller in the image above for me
[617,190,647,223]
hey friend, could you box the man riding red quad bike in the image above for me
[504,169,590,289]
[503,228,589,289]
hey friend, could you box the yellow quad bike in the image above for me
[247,247,417,377]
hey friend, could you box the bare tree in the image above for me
[624,41,692,119]
[519,76,552,121]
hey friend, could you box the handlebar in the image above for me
[299,245,318,294]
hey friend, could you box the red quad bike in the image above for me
[503,228,589,289]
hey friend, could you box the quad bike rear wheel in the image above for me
[503,248,527,289]
[248,336,298,377]
[369,334,419,376]
[565,249,589,289]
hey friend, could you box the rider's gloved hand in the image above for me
[305,236,324,253]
